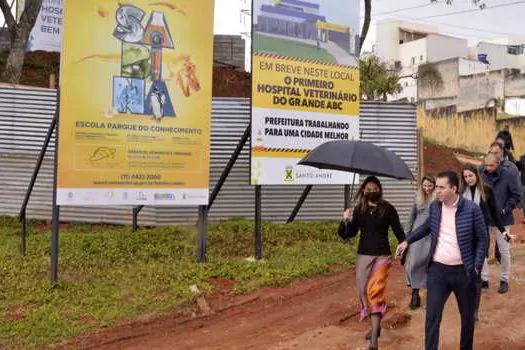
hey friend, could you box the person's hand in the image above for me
[395,241,408,259]
[343,208,353,222]
[502,231,517,242]
[475,267,482,281]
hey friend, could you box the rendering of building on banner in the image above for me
[254,0,359,64]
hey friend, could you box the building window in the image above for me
[411,57,416,65]
[404,81,408,87]
[508,45,524,55]
[420,55,424,61]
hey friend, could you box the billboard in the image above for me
[17,0,63,52]
[57,0,214,206]
[250,0,361,185]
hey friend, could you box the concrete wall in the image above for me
[427,34,468,63]
[419,106,525,156]
[457,71,504,112]
[214,35,246,70]
[505,73,525,97]
[458,58,489,76]
[418,58,459,100]
[417,108,497,153]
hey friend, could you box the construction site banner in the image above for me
[57,0,214,206]
[17,0,63,52]
[251,0,360,185]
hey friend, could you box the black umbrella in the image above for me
[298,140,414,181]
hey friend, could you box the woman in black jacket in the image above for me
[461,163,507,321]
[338,176,405,350]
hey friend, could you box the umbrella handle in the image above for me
[348,172,357,207]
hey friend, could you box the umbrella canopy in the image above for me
[297,140,414,180]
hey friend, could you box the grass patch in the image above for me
[0,216,365,349]
[253,33,336,63]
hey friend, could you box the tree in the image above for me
[359,55,402,101]
[359,0,371,56]
[359,0,488,54]
[0,0,43,83]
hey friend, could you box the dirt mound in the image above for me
[424,142,465,176]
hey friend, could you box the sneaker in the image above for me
[498,281,509,294]
[481,280,489,289]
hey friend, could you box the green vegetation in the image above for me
[360,55,402,101]
[0,216,364,349]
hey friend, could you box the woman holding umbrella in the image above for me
[404,175,436,310]
[338,176,406,350]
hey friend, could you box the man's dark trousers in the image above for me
[426,262,477,350]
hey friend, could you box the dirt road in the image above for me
[68,215,525,350]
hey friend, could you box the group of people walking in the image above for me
[338,128,522,350]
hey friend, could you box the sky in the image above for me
[214,0,525,50]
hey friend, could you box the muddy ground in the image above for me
[63,211,525,350]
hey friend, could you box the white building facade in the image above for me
[472,37,525,72]
[375,20,470,102]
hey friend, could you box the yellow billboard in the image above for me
[251,0,360,185]
[57,0,214,206]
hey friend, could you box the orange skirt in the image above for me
[355,254,392,321]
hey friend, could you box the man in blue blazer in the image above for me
[396,171,488,350]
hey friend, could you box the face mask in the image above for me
[364,191,381,202]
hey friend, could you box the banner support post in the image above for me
[51,89,61,287]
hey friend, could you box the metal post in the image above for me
[287,185,312,223]
[344,184,350,209]
[209,123,250,209]
[21,212,27,255]
[417,127,424,181]
[197,205,208,263]
[132,205,144,232]
[19,115,57,254]
[255,185,262,260]
[345,133,360,208]
[50,90,60,286]
[349,172,357,204]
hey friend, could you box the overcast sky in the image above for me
[214,0,525,49]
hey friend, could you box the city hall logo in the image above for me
[154,193,175,200]
[136,192,147,201]
[284,166,294,182]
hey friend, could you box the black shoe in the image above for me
[410,290,421,310]
[481,280,489,289]
[498,281,509,294]
[365,327,381,340]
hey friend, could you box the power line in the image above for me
[371,0,471,17]
[369,3,436,17]
[418,0,525,20]
[393,13,524,39]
